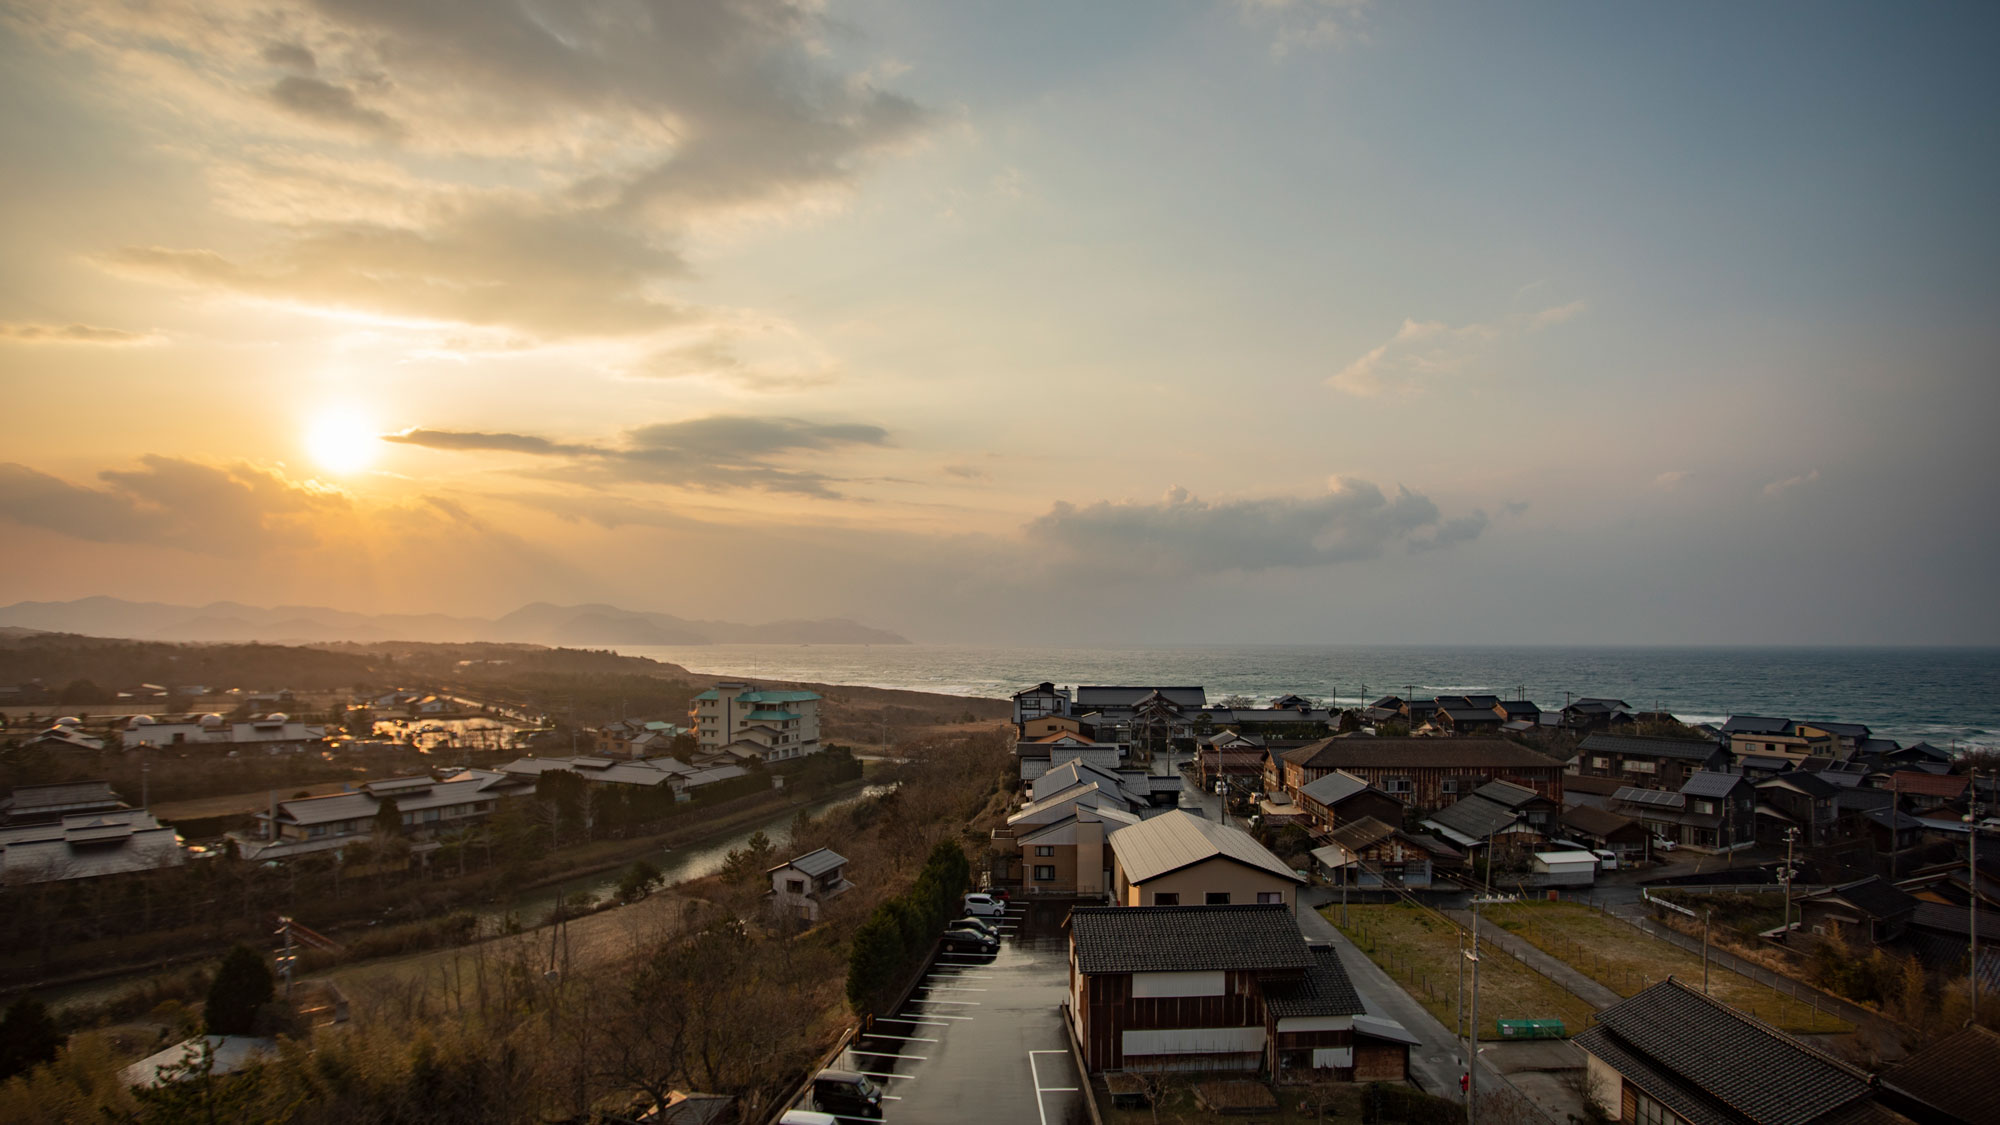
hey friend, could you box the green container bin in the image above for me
[1496,1018,1567,1039]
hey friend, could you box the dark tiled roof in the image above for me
[1807,877,1917,921]
[1583,979,1872,1125]
[1426,795,1523,839]
[1759,772,1839,799]
[1805,721,1870,739]
[1723,715,1795,735]
[1579,734,1722,761]
[1070,904,1313,975]
[1282,738,1557,772]
[1562,803,1640,837]
[1264,946,1365,1019]
[1472,778,1542,808]
[1680,771,1749,799]
[1879,1025,2000,1124]
[1890,771,1969,799]
[1574,1025,1736,1125]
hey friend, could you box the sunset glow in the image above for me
[305,412,381,476]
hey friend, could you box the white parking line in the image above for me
[874,1017,949,1027]
[1027,1049,1076,1125]
[859,1034,938,1042]
[916,985,987,991]
[907,999,980,1005]
[847,1051,927,1061]
[853,1071,913,1080]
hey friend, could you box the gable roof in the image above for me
[1758,772,1839,799]
[1680,771,1751,799]
[1723,715,1795,736]
[1471,778,1543,808]
[1070,904,1312,975]
[1280,738,1558,772]
[1561,803,1640,837]
[1323,816,1399,852]
[1264,945,1365,1019]
[771,847,846,879]
[1575,978,1873,1125]
[1890,771,1970,799]
[1073,686,1207,709]
[1296,769,1374,808]
[1107,810,1302,885]
[1802,877,1917,921]
[1425,795,1526,841]
[1579,733,1723,761]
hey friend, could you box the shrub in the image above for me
[204,945,274,1035]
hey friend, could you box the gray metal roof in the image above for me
[1073,686,1208,709]
[1613,787,1687,809]
[773,847,847,878]
[1425,795,1523,840]
[1107,809,1301,885]
[1722,715,1795,735]
[1296,770,1371,807]
[1070,904,1313,975]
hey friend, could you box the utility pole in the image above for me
[1782,827,1800,939]
[1967,771,1982,1021]
[1703,908,1712,995]
[1465,894,1513,1125]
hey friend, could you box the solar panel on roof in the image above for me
[1617,788,1685,808]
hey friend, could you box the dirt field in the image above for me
[1485,901,1849,1033]
[1328,903,1596,1039]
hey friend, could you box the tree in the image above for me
[57,679,108,705]
[373,795,403,839]
[616,860,663,904]
[204,945,274,1035]
[0,996,63,1081]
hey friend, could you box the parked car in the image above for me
[1651,836,1677,853]
[779,1112,839,1125]
[962,892,1007,917]
[948,916,1001,939]
[941,927,999,954]
[1592,849,1620,871]
[811,1070,883,1119]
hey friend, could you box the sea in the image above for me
[611,643,2000,752]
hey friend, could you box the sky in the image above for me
[0,0,1996,646]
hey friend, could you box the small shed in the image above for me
[1531,850,1597,887]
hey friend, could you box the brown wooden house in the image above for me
[1067,904,1412,1083]
[1293,770,1405,835]
[1274,738,1563,813]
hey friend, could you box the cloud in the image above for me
[1237,0,1373,58]
[386,414,891,498]
[267,75,401,138]
[30,0,933,339]
[1656,470,1692,489]
[0,457,345,556]
[1329,300,1582,396]
[1023,479,1482,577]
[0,322,159,345]
[1762,469,1820,498]
[942,464,989,480]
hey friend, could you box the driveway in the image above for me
[813,897,1091,1124]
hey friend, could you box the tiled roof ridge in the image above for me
[1645,977,1875,1085]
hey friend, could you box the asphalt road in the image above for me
[815,898,1091,1124]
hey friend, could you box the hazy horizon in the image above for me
[3,2,1996,647]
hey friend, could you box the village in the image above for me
[2,665,1998,1124]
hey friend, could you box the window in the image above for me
[786,878,805,893]
[1591,756,1610,769]
[1625,759,1657,774]
[1205,892,1232,905]
[1384,778,1412,795]
[1034,865,1056,881]
[1441,779,1458,795]
[1152,892,1180,905]
[1035,845,1055,857]
[1631,1088,1677,1125]
[1257,892,1284,904]
[1694,800,1715,816]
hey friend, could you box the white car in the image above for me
[1592,849,1620,871]
[961,892,1007,917]
[1651,836,1677,853]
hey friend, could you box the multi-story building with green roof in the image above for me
[690,681,823,761]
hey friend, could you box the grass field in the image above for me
[1325,903,1596,1040]
[1485,901,1850,1034]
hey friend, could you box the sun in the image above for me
[304,411,381,475]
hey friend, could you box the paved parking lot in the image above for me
[809,898,1092,1124]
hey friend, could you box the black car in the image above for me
[812,1069,883,1119]
[947,916,1001,940]
[941,926,999,953]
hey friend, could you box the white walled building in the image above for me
[691,683,822,761]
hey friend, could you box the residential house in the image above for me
[23,724,106,752]
[766,847,853,921]
[0,807,184,885]
[1877,742,1953,770]
[1273,738,1563,812]
[1067,904,1413,1082]
[1755,772,1845,848]
[1724,716,1842,766]
[1576,979,1880,1125]
[1877,1025,2000,1125]
[499,754,749,802]
[1021,713,1096,741]
[1561,698,1634,733]
[1016,731,1120,783]
[1574,733,1729,791]
[1069,686,1207,750]
[690,683,822,760]
[1310,817,1459,889]
[242,773,516,859]
[1421,779,1558,862]
[594,719,688,760]
[0,780,129,825]
[1493,699,1542,726]
[1195,732,1268,791]
[1013,681,1072,726]
[1431,706,1504,736]
[1209,707,1337,741]
[1611,771,1756,853]
[1795,877,1918,947]
[1559,804,1649,866]
[1883,770,1970,815]
[1106,809,1305,908]
[1293,770,1405,836]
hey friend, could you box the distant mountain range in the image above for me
[0,597,911,647]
